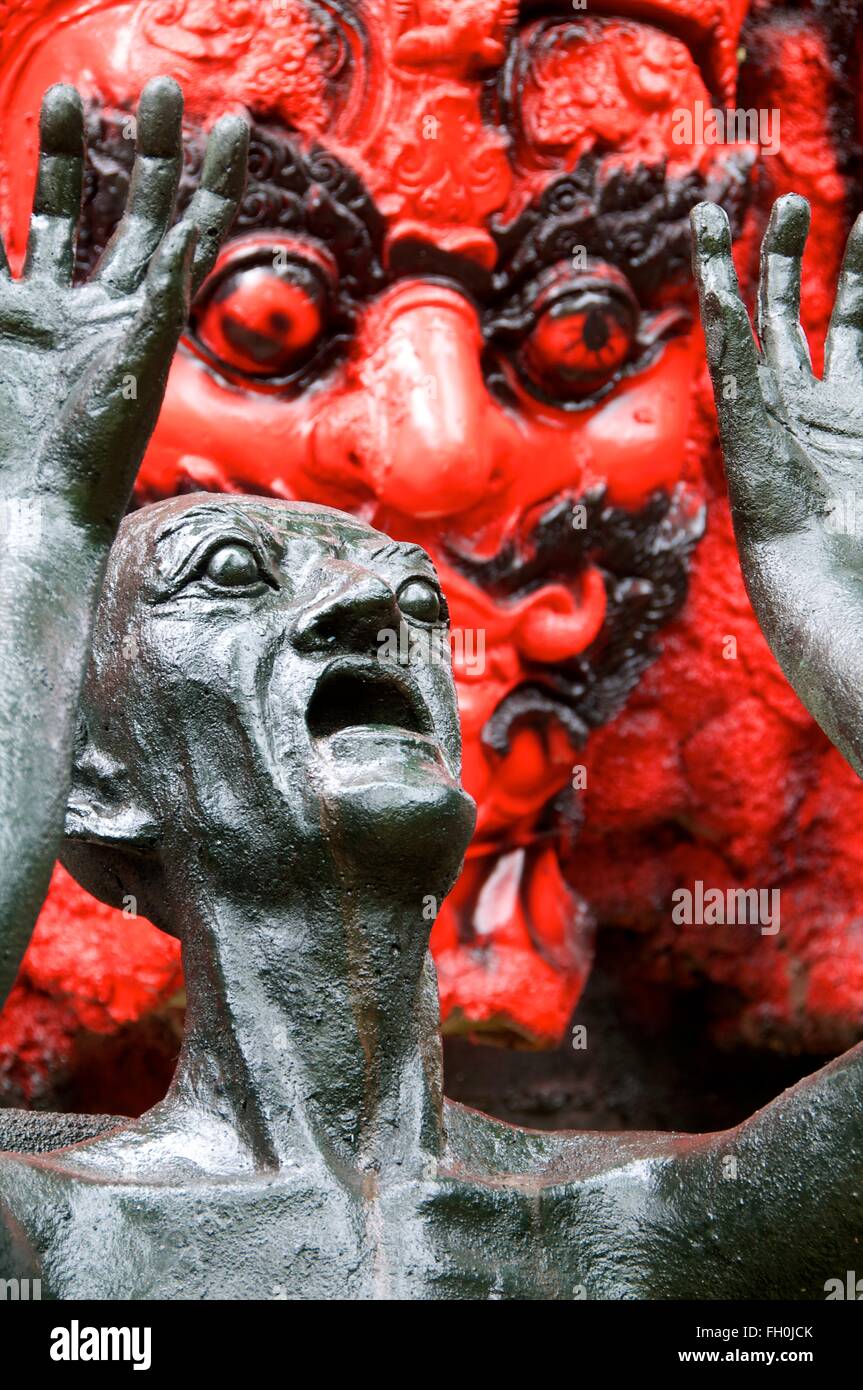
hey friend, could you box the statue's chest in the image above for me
[8,1166,582,1299]
[24,1173,384,1300]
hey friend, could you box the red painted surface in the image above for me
[0,0,861,1104]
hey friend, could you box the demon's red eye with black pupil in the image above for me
[522,293,636,400]
[192,261,327,379]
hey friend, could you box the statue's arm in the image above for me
[691,197,863,779]
[0,80,247,1006]
[660,1044,863,1298]
[678,200,863,1293]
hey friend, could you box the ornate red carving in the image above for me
[516,19,707,168]
[393,0,517,75]
[380,89,511,265]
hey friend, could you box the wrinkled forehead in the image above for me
[113,495,426,598]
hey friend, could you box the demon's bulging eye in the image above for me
[521,288,637,400]
[484,262,650,408]
[398,577,443,623]
[189,238,335,383]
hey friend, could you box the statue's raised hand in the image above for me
[0,79,247,1006]
[0,77,247,534]
[692,197,863,779]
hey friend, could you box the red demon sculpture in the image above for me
[1,0,862,1115]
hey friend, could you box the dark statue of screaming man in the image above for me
[0,81,861,1300]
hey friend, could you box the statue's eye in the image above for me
[520,289,637,401]
[190,251,329,381]
[204,542,264,589]
[398,577,442,623]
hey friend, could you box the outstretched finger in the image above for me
[95,76,184,295]
[23,85,83,283]
[178,114,249,294]
[71,222,198,523]
[691,202,765,428]
[691,202,792,539]
[107,220,198,409]
[757,194,812,376]
[824,212,863,387]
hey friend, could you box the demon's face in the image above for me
[0,0,754,1044]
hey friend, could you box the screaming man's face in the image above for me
[63,496,475,929]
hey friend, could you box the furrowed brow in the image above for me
[369,541,433,567]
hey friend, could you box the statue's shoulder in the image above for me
[441,1097,678,1186]
[0,1108,123,1158]
[0,1140,51,1285]
[0,1110,128,1266]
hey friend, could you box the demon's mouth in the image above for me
[445,483,705,760]
[307,663,432,742]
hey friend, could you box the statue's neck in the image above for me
[166,883,445,1179]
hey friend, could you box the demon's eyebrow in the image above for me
[486,148,752,306]
[75,105,386,302]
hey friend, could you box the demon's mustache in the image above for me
[444,483,705,756]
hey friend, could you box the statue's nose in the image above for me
[292,565,401,654]
[309,282,518,519]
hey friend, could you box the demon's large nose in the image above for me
[292,563,400,654]
[310,281,518,518]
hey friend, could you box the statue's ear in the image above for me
[64,718,159,850]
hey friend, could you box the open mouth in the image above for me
[307,664,432,741]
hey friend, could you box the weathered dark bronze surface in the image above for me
[0,87,862,1299]
[0,77,248,1008]
[692,194,863,783]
